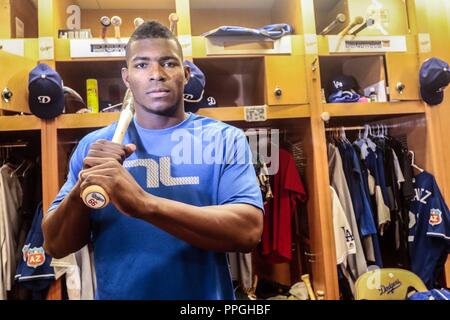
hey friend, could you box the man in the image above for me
[42,21,264,300]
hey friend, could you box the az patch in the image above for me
[23,245,46,269]
[429,209,443,226]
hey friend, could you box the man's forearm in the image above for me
[42,181,91,259]
[138,195,263,253]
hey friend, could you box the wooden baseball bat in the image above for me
[111,16,122,39]
[319,13,346,35]
[351,18,375,36]
[338,16,364,36]
[81,89,134,209]
[301,274,317,300]
[100,16,111,39]
[169,13,179,35]
[134,18,145,29]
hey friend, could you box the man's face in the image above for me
[122,38,189,116]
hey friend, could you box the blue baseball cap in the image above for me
[28,64,65,119]
[328,74,359,96]
[183,60,217,113]
[420,57,450,106]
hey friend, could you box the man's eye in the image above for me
[135,63,147,69]
[163,62,176,68]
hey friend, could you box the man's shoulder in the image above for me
[190,113,244,138]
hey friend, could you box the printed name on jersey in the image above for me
[22,244,46,269]
[413,188,432,204]
[429,209,443,226]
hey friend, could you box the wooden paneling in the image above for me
[265,55,308,106]
[386,53,421,101]
[0,115,40,130]
[324,101,425,117]
[271,0,303,35]
[0,50,36,114]
[10,0,38,38]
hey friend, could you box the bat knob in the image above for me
[100,16,111,27]
[82,185,110,209]
[134,18,145,29]
[111,16,122,27]
[169,13,179,22]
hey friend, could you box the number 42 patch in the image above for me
[429,209,443,226]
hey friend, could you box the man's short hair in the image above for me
[125,20,183,62]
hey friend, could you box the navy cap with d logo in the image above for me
[28,64,65,119]
[183,60,217,113]
[420,57,450,106]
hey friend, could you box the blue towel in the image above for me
[408,289,450,300]
[202,24,293,40]
[328,90,361,103]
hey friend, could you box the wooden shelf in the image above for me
[54,105,310,129]
[192,35,304,58]
[56,112,120,129]
[0,115,41,131]
[323,101,425,117]
[197,105,310,121]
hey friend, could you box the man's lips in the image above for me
[146,88,171,98]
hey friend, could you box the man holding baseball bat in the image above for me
[42,21,264,300]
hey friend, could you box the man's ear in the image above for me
[184,63,191,86]
[121,67,130,89]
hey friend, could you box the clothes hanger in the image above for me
[340,126,350,144]
[363,124,370,140]
[10,159,27,178]
[20,160,34,178]
[409,150,424,173]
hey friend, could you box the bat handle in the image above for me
[81,106,133,209]
[301,274,317,300]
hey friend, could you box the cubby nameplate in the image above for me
[327,35,407,53]
[70,36,193,59]
[70,38,128,58]
[244,105,268,122]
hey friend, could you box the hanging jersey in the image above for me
[261,148,306,263]
[14,203,55,292]
[330,187,356,265]
[328,144,367,280]
[409,171,450,288]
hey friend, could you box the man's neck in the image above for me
[135,108,187,130]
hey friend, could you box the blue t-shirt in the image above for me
[409,171,450,288]
[49,113,264,300]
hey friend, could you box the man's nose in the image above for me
[148,63,167,81]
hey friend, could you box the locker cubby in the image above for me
[228,118,315,287]
[192,57,265,107]
[189,0,302,36]
[56,60,127,112]
[0,0,38,38]
[319,55,388,103]
[314,0,409,36]
[55,0,176,39]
